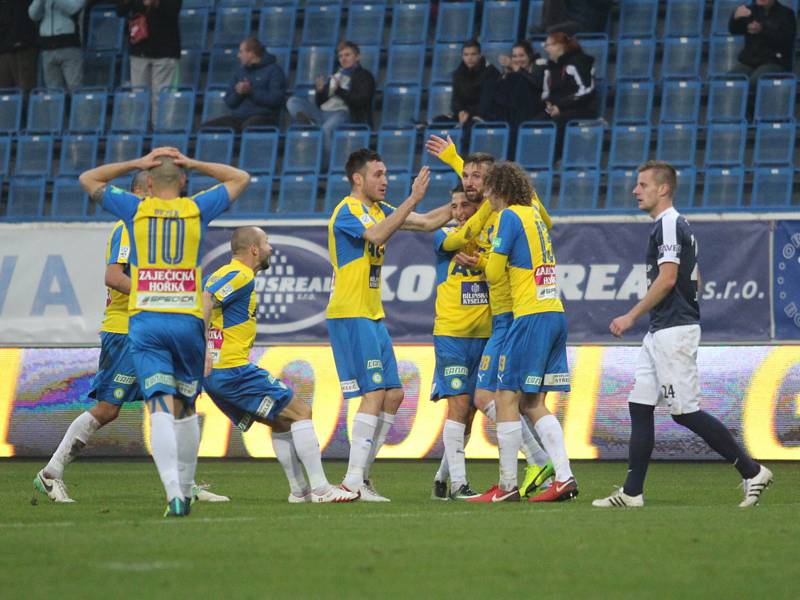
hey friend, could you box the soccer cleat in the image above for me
[311,485,359,503]
[449,483,480,500]
[739,465,773,508]
[288,491,312,503]
[164,497,189,517]
[520,461,555,497]
[34,470,75,503]
[529,477,579,502]
[192,483,230,503]
[466,485,520,503]
[358,479,391,502]
[592,488,644,508]
[431,479,449,501]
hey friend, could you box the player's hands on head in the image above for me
[454,252,479,269]
[411,166,431,203]
[425,134,454,158]
[137,147,179,170]
[609,314,635,338]
[172,151,198,170]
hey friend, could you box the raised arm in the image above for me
[441,199,493,251]
[362,167,430,247]
[174,153,251,202]
[401,202,453,232]
[425,135,464,178]
[79,148,177,203]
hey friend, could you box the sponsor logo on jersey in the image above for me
[492,236,503,250]
[255,395,276,419]
[113,388,125,399]
[525,375,542,386]
[118,245,130,260]
[144,372,176,390]
[544,373,570,386]
[451,378,463,390]
[359,214,373,226]
[372,372,384,384]
[176,379,198,397]
[341,379,360,393]
[367,359,383,370]
[369,265,381,289]
[218,283,235,298]
[461,281,489,305]
[112,374,136,385]
[138,268,197,293]
[444,365,468,377]
[658,243,681,256]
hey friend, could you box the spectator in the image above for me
[0,0,38,93]
[486,41,546,130]
[535,0,612,35]
[200,37,286,132]
[449,40,500,127]
[728,1,796,85]
[28,0,85,92]
[115,0,181,125]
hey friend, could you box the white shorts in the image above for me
[628,324,700,416]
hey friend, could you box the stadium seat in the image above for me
[754,74,797,122]
[26,88,65,133]
[386,44,426,86]
[258,5,297,49]
[655,123,697,167]
[111,88,150,133]
[674,166,697,206]
[661,37,702,78]
[387,172,413,203]
[479,1,521,43]
[431,43,463,85]
[266,46,291,77]
[751,167,794,207]
[68,88,108,133]
[58,134,98,176]
[294,46,335,89]
[527,169,553,208]
[188,175,217,196]
[577,35,609,81]
[427,84,454,121]
[390,2,430,45]
[329,126,371,174]
[605,168,639,210]
[14,135,53,176]
[753,121,796,166]
[515,122,556,170]
[419,171,460,212]
[345,3,386,47]
[0,135,10,175]
[664,0,705,37]
[711,0,741,35]
[617,0,658,38]
[704,121,747,167]
[282,126,323,174]
[155,87,197,132]
[708,35,745,77]
[527,0,545,33]
[562,120,604,169]
[481,42,512,73]
[277,174,319,214]
[613,79,654,124]
[183,0,213,6]
[0,89,23,133]
[177,48,203,88]
[195,129,235,165]
[179,8,209,49]
[201,87,230,123]
[608,124,652,168]
[239,127,279,175]
[229,175,272,216]
[212,5,252,47]
[301,4,341,47]
[660,77,701,124]
[435,1,476,43]
[557,169,600,212]
[706,76,748,123]
[377,127,417,173]
[422,125,463,170]
[82,51,117,89]
[104,133,144,164]
[324,174,352,213]
[701,167,745,208]
[87,7,124,50]
[7,177,47,219]
[52,177,90,218]
[207,47,239,88]
[151,132,189,153]
[469,122,510,159]
[380,85,421,128]
[615,38,656,80]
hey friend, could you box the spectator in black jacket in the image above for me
[116,0,182,125]
[449,40,500,127]
[728,1,796,85]
[286,40,375,167]
[0,0,38,93]
[487,41,546,129]
[200,37,286,132]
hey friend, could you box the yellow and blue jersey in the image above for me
[101,184,230,319]
[101,221,131,335]
[203,259,257,369]
[326,196,395,320]
[490,205,564,318]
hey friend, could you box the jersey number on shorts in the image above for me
[661,384,675,399]
[148,218,185,264]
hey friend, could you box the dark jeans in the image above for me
[0,47,38,93]
[200,114,279,133]
[730,62,786,87]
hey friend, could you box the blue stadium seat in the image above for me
[329,126,371,174]
[664,0,705,37]
[277,174,319,214]
[180,8,209,49]
[156,87,197,132]
[527,0,545,33]
[207,47,239,88]
[656,123,697,167]
[267,46,291,77]
[87,8,124,50]
[754,74,797,122]
[357,45,380,85]
[52,177,90,218]
[258,5,297,49]
[380,85,421,128]
[480,1,521,43]
[201,87,230,123]
[617,0,658,38]
[608,124,651,168]
[188,175,217,196]
[283,126,323,174]
[711,0,741,35]
[239,127,279,175]
[212,5,252,47]
[183,0,214,7]
[481,42,512,73]
[701,167,745,208]
[151,132,189,153]
[294,46,335,89]
[674,167,697,206]
[178,48,203,88]
[615,38,656,79]
[377,127,417,173]
[613,79,654,124]
[196,129,235,164]
[68,88,108,133]
[558,169,601,212]
[707,76,748,122]
[390,2,430,45]
[387,172,413,204]
[0,134,9,174]
[431,43,463,85]
[704,121,747,166]
[469,122,510,159]
[419,171,460,212]
[82,51,117,89]
[660,77,701,124]
[422,125,463,170]
[753,121,796,166]
[386,44,426,86]
[751,167,794,207]
[577,35,609,81]
[15,135,53,176]
[345,3,386,46]
[605,169,639,210]
[104,133,144,164]
[324,174,352,213]
[0,89,23,133]
[516,122,556,170]
[708,35,745,77]
[58,134,98,176]
[562,120,604,169]
[111,88,150,132]
[427,84,454,120]
[527,169,553,208]
[435,1,475,43]
[26,88,65,133]
[661,36,702,78]
[301,4,341,47]
[7,177,46,219]
[230,175,272,216]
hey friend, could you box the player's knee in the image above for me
[446,395,470,423]
[91,401,120,426]
[294,399,312,421]
[384,387,404,412]
[473,391,491,412]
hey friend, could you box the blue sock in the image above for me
[623,403,654,497]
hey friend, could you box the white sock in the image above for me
[497,421,522,491]
[343,413,378,490]
[442,420,467,489]
[520,416,550,466]
[434,453,449,482]
[534,415,573,481]
[483,400,497,423]
[291,419,329,494]
[364,411,395,480]
[45,411,100,479]
[149,411,182,501]
[174,414,200,499]
[272,431,308,496]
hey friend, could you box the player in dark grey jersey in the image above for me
[593,160,772,509]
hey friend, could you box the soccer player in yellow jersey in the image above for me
[470,162,577,503]
[328,149,451,501]
[80,148,250,516]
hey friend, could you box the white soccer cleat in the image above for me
[192,483,230,502]
[739,465,773,508]
[358,479,391,502]
[288,491,312,503]
[311,485,359,503]
[592,487,644,508]
[34,470,75,503]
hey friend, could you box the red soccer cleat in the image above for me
[528,477,579,502]
[466,485,520,503]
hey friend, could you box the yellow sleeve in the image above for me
[532,191,552,230]
[475,253,488,272]
[438,143,464,177]
[485,252,508,286]
[441,200,493,252]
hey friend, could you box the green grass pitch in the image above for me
[1,459,798,599]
